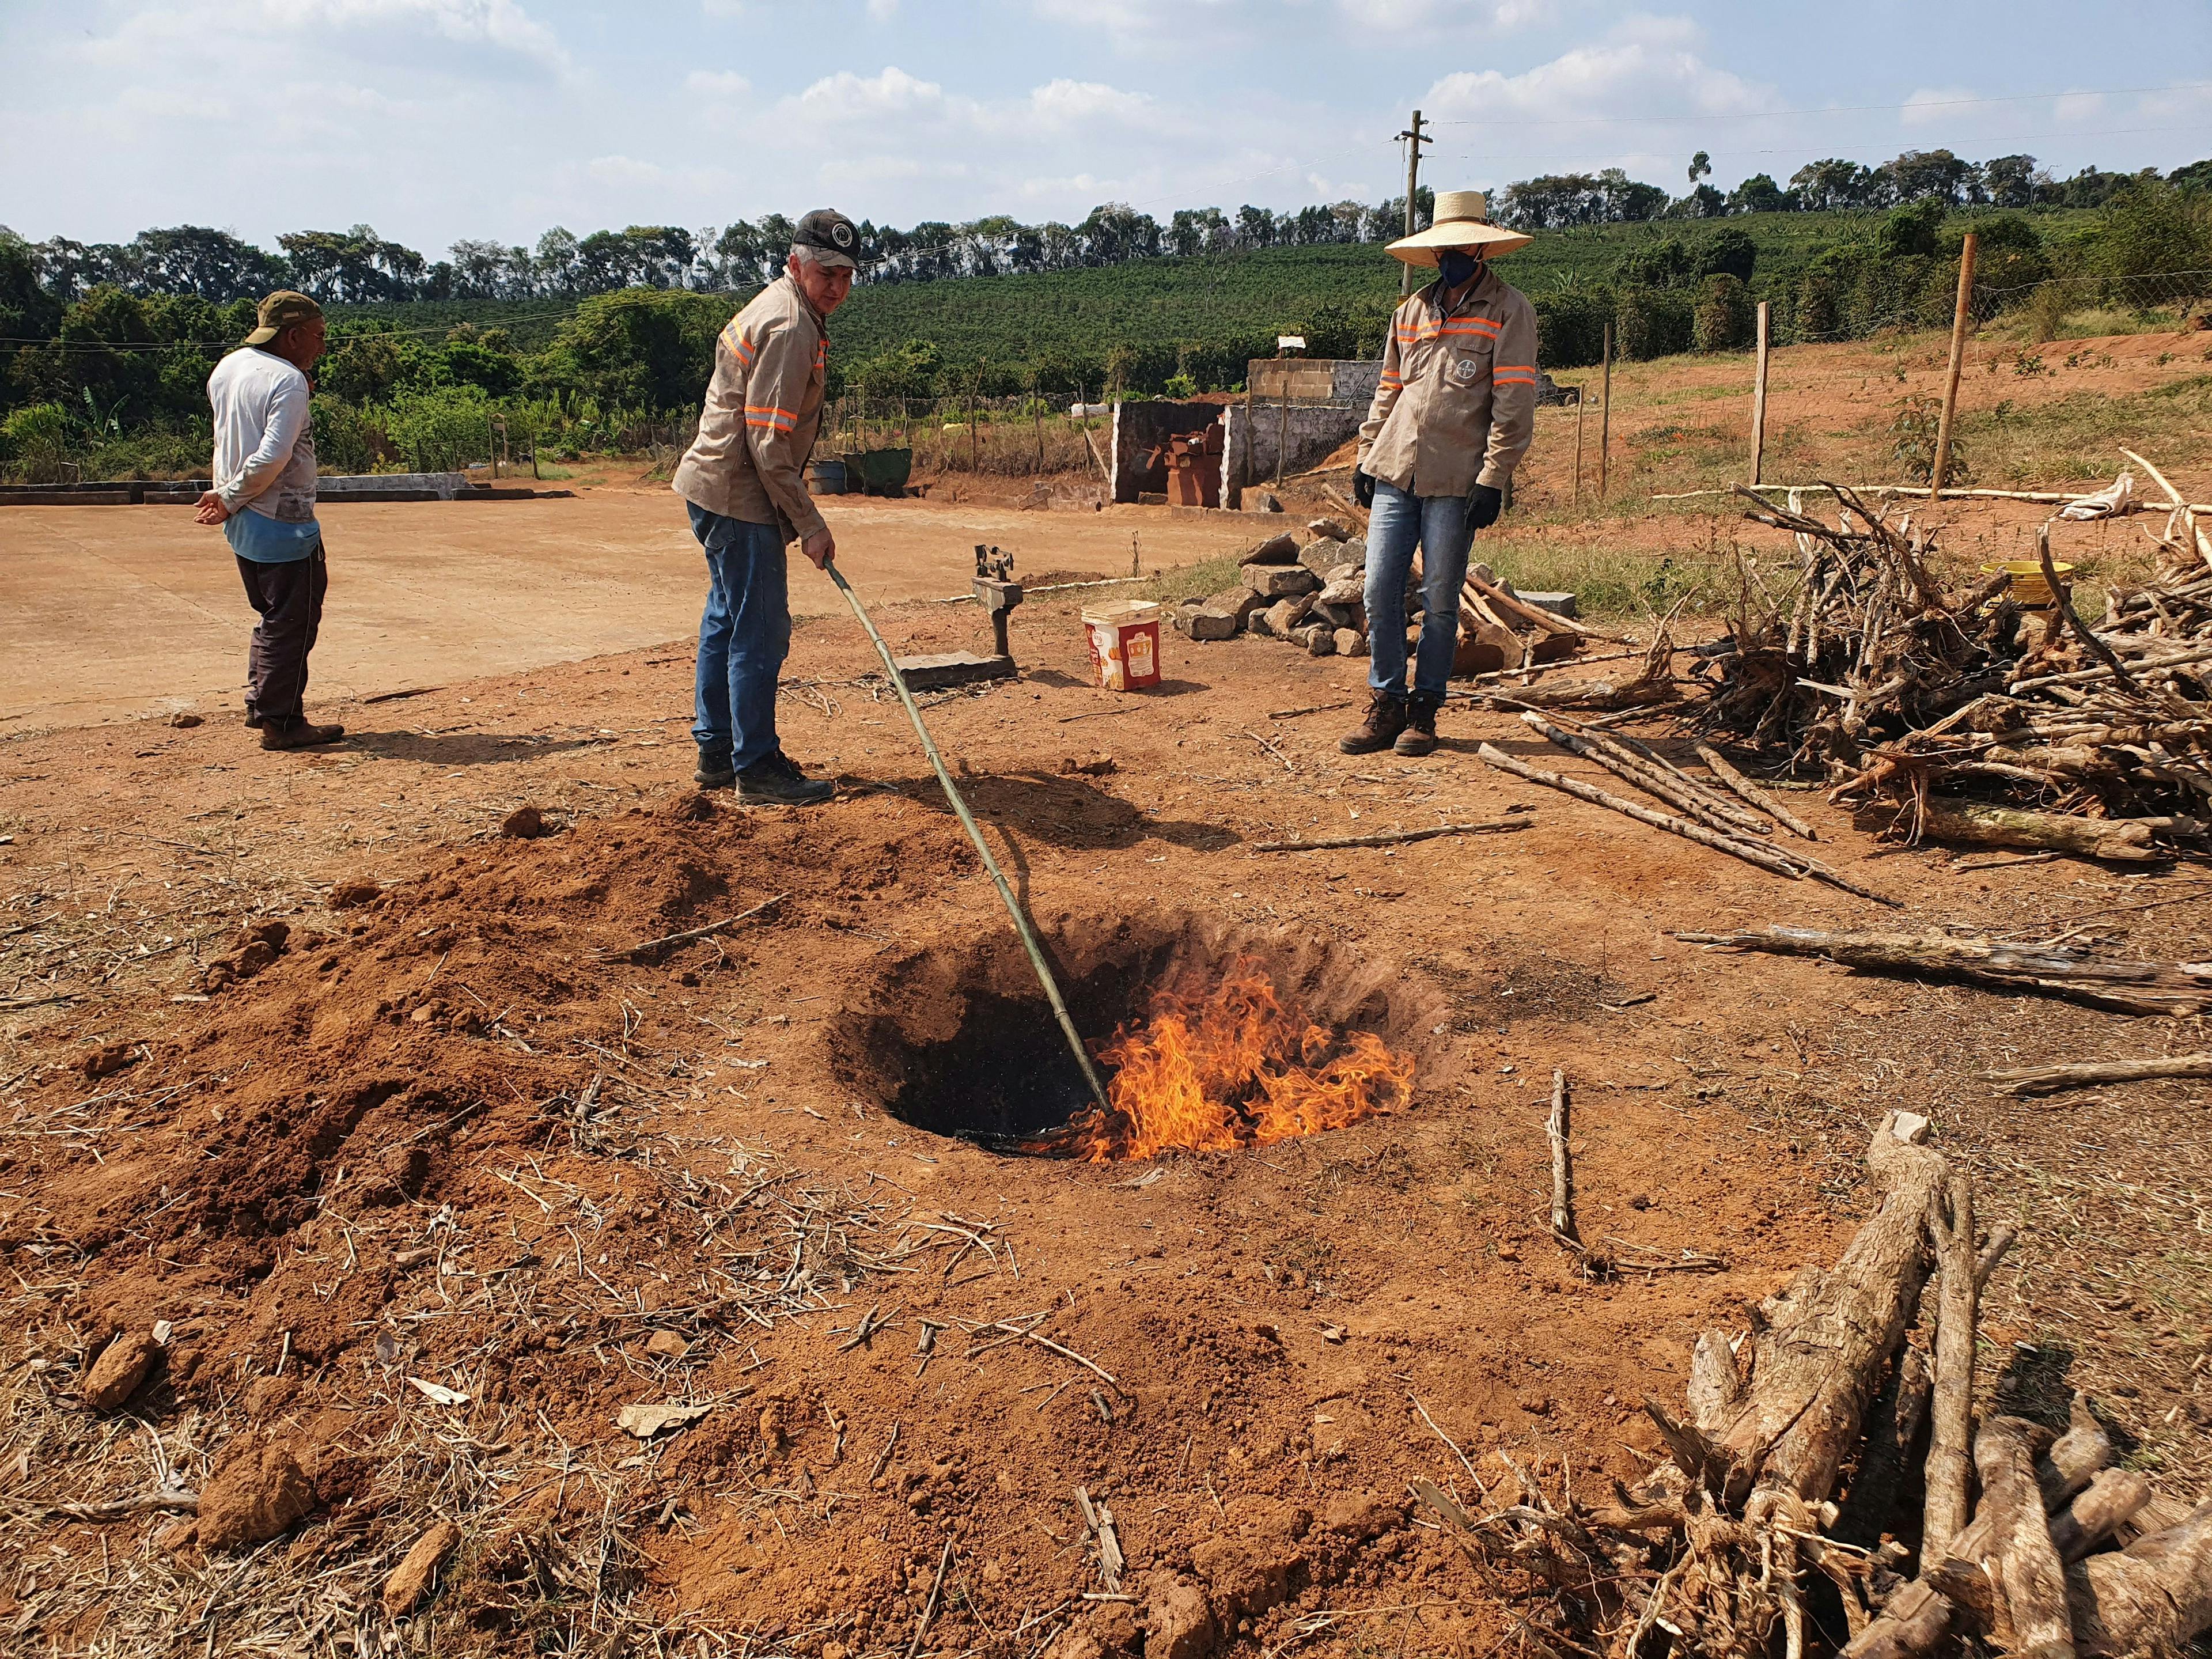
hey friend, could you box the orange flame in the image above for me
[1063,957,1415,1162]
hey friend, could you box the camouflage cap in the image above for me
[243,290,324,347]
[791,208,862,271]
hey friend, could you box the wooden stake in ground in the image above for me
[1750,300,1771,487]
[1930,230,1978,500]
[1546,1068,1578,1248]
[1599,322,1613,499]
[1573,389,1586,503]
[1923,1174,1979,1559]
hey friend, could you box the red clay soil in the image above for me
[2,559,2207,1654]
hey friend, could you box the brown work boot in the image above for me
[1339,692,1408,754]
[260,718,344,751]
[1393,693,1441,756]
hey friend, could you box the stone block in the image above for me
[1326,562,1361,585]
[1241,531,1297,564]
[1291,624,1337,657]
[1317,576,1364,605]
[1244,563,1321,598]
[1185,609,1240,641]
[1519,590,1579,619]
[1335,628,1368,658]
[1206,586,1267,623]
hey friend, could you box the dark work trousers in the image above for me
[234,546,327,724]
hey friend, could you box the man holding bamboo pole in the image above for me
[1343,191,1539,757]
[671,209,861,804]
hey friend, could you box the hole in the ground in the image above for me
[830,915,1448,1161]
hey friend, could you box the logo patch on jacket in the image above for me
[1453,357,1483,382]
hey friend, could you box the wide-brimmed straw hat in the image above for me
[1387,190,1533,264]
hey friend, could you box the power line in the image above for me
[1427,81,2212,128]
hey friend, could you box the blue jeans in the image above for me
[689,505,790,770]
[1363,479,1471,700]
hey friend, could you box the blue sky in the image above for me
[4,0,2209,252]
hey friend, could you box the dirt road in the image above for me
[0,488,1251,732]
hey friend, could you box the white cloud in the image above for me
[866,0,899,17]
[685,69,752,99]
[287,0,566,66]
[2055,91,2108,124]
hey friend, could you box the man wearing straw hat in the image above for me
[1341,190,1537,757]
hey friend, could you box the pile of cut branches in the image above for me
[1419,1113,2212,1659]
[1692,480,2212,859]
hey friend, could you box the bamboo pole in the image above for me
[1749,300,1770,487]
[1930,231,1978,501]
[824,563,1111,1113]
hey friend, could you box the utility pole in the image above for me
[1397,109,1429,297]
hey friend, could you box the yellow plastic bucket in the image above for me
[1980,559,2075,609]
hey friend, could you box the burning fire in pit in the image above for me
[1060,957,1415,1161]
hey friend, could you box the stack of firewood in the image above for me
[1696,481,2212,860]
[1422,1114,2212,1659]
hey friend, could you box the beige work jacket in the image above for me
[1357,267,1539,497]
[672,275,829,542]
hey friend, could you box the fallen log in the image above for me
[1965,1416,2077,1659]
[1671,926,2212,1017]
[2043,1394,2119,1513]
[1522,712,1770,839]
[1697,744,1817,839]
[1249,817,1532,853]
[1479,745,1898,905]
[2051,1470,2155,1564]
[2067,1499,2212,1659]
[1685,1330,1743,1438]
[1468,567,1628,642]
[1980,1054,2212,1096]
[1845,1396,2118,1659]
[1923,1176,1979,1560]
[1478,743,1811,888]
[1891,800,2164,864]
[1715,1111,1948,1508]
[1833,1343,1933,1548]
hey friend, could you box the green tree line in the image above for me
[3,183,2207,482]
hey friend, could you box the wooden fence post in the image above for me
[1274,361,1290,490]
[1573,392,1586,504]
[1599,322,1613,500]
[1931,230,1979,500]
[1749,301,1770,486]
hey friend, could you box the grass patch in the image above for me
[1146,552,1241,606]
[1960,377,2212,487]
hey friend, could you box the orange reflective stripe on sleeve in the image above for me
[744,403,798,432]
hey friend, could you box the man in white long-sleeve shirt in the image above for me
[195,290,342,748]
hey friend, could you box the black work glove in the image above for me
[1353,467,1375,510]
[1467,483,1503,532]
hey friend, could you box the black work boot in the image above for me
[1394,692,1442,756]
[1339,692,1408,755]
[737,750,835,806]
[694,743,736,790]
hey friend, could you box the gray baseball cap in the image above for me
[792,208,863,270]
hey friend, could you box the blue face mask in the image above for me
[1437,249,1480,289]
